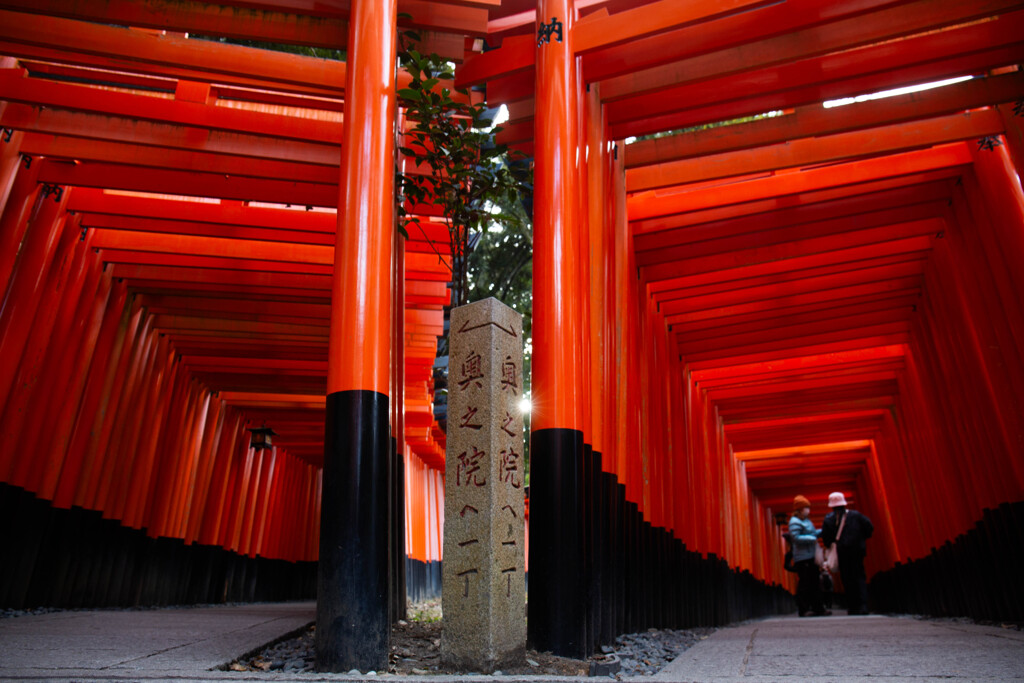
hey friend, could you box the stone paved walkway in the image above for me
[0,601,316,679]
[656,611,1024,682]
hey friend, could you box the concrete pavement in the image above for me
[0,601,316,680]
[657,611,1024,682]
[1,603,1021,681]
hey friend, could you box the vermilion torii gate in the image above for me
[1,0,1023,674]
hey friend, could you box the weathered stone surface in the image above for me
[441,297,526,673]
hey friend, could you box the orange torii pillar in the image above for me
[0,135,37,294]
[316,0,396,673]
[585,81,614,649]
[529,0,587,658]
[391,237,406,624]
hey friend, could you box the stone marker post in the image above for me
[441,297,526,672]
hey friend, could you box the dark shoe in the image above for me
[809,610,832,617]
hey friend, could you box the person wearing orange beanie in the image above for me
[789,495,829,616]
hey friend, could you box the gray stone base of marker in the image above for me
[589,653,622,677]
[440,298,526,673]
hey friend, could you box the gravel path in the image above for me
[608,627,716,677]
[230,601,717,677]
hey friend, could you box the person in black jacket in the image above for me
[821,491,874,615]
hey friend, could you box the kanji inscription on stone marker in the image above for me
[456,446,487,487]
[442,298,525,673]
[500,447,521,489]
[500,411,516,437]
[459,406,483,431]
[500,355,518,395]
[458,350,485,390]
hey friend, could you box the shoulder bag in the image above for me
[783,532,797,572]
[824,512,846,573]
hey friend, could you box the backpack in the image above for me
[783,532,797,573]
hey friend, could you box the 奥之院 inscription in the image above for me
[441,298,526,672]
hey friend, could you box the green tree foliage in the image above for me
[395,26,534,481]
[395,29,532,309]
[467,184,532,337]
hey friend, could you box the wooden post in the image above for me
[316,0,397,672]
[530,0,587,658]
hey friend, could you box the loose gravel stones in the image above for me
[236,625,317,673]
[1,607,65,619]
[606,626,716,677]
[230,611,714,677]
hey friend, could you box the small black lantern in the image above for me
[774,512,789,527]
[248,424,276,451]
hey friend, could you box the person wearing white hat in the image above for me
[821,491,874,615]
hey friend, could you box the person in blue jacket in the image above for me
[789,494,830,616]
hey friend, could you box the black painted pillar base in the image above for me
[614,482,627,636]
[528,427,586,658]
[582,444,596,655]
[316,391,391,673]
[591,454,609,649]
[391,437,407,624]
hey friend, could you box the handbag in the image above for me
[783,532,797,572]
[824,512,847,573]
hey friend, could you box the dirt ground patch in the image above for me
[388,619,588,676]
[232,600,588,676]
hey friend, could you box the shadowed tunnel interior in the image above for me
[0,0,1021,659]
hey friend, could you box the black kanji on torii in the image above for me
[977,135,1003,152]
[538,17,563,46]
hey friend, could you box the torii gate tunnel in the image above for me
[1,0,1023,671]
